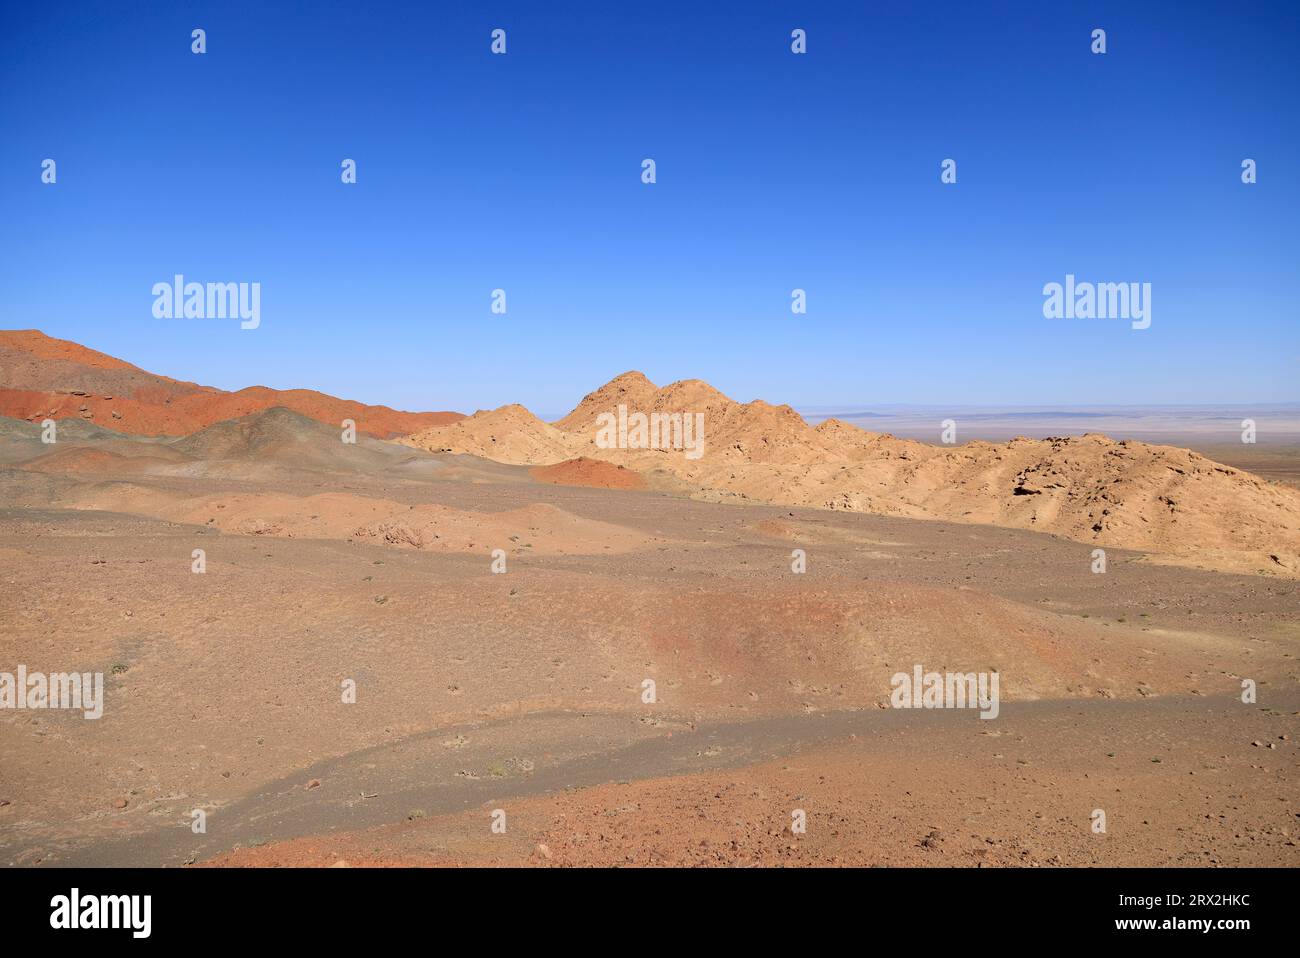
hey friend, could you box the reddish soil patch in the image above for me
[530,457,646,490]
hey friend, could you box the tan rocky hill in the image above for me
[402,371,1300,576]
[399,404,575,465]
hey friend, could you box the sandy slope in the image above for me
[3,462,1296,867]
[2,410,657,557]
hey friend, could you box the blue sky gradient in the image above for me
[2,1,1297,415]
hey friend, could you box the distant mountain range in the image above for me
[4,329,1298,578]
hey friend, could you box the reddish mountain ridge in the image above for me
[0,329,463,438]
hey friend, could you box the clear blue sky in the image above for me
[2,1,1296,416]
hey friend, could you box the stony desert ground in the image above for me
[1,331,1297,867]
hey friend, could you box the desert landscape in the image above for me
[1,329,1296,868]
